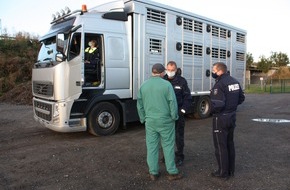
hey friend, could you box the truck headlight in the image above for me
[54,103,60,117]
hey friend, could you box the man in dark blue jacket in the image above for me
[210,62,245,179]
[164,61,192,166]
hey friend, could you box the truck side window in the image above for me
[68,33,81,60]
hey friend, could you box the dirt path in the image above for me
[0,94,289,190]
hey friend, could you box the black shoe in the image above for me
[229,171,235,177]
[211,171,229,180]
[167,173,183,181]
[149,173,160,181]
[176,159,183,166]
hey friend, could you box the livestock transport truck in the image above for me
[32,0,247,136]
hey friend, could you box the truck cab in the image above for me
[33,2,133,136]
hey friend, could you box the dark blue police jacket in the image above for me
[210,73,245,114]
[164,74,192,112]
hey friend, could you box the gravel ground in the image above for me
[0,93,289,190]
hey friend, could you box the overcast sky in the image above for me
[1,0,289,61]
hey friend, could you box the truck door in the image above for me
[83,33,103,87]
[67,32,83,97]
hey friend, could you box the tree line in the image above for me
[246,52,289,73]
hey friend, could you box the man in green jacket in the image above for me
[137,63,183,181]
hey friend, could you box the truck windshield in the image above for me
[37,36,67,64]
[36,18,75,66]
[37,37,58,62]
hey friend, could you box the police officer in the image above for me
[210,62,245,179]
[164,61,192,166]
[137,63,183,181]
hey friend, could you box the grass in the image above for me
[245,85,266,94]
[245,83,290,94]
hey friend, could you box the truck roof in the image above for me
[124,0,246,33]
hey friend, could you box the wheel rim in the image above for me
[97,111,113,129]
[200,100,209,115]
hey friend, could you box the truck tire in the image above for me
[193,96,211,119]
[88,102,120,136]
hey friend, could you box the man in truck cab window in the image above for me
[84,40,100,86]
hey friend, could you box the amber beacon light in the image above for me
[82,4,88,12]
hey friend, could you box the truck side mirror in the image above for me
[56,33,65,53]
[56,33,66,62]
[56,52,65,62]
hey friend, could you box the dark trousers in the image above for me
[175,114,185,161]
[85,61,101,83]
[212,112,236,176]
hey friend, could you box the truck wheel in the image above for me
[88,102,120,136]
[193,96,211,119]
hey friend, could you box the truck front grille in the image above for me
[34,100,52,121]
[33,81,53,97]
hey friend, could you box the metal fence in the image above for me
[246,79,290,93]
[267,79,290,93]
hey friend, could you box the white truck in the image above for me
[32,0,246,136]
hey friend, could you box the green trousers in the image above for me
[145,121,179,175]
